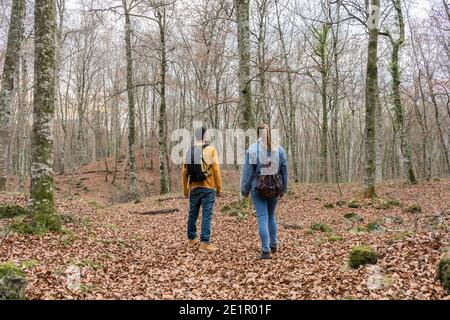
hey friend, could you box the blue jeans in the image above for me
[187,187,216,243]
[251,191,279,253]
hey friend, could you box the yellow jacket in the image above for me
[182,144,222,196]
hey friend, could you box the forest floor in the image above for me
[0,177,449,300]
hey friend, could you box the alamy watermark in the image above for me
[66,265,81,291]
[170,121,281,166]
[367,5,381,30]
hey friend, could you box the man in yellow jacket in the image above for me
[182,127,222,253]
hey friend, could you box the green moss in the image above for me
[9,216,62,235]
[438,255,450,293]
[222,199,251,220]
[344,212,363,222]
[349,246,378,268]
[324,203,335,209]
[391,216,404,224]
[366,220,382,232]
[0,262,25,278]
[406,204,422,213]
[71,259,104,271]
[375,199,402,210]
[21,260,39,269]
[304,229,315,236]
[0,205,29,219]
[88,201,104,210]
[60,214,77,224]
[221,205,231,212]
[328,234,343,242]
[80,284,93,295]
[348,199,360,208]
[393,231,414,241]
[335,200,346,207]
[29,175,62,233]
[311,223,332,233]
[0,262,27,300]
[348,226,368,235]
[314,237,326,245]
[387,199,402,207]
[9,221,36,235]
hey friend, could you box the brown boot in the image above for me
[199,242,218,253]
[188,239,199,246]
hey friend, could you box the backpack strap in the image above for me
[201,144,211,171]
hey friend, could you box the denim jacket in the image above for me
[240,140,289,196]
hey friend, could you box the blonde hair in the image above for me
[257,123,272,151]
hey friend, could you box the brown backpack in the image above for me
[255,147,283,198]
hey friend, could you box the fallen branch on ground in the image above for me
[280,222,303,229]
[133,208,180,215]
[57,170,113,176]
[157,196,186,202]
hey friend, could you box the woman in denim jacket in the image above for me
[241,124,289,260]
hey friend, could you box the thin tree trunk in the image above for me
[0,0,25,191]
[275,0,299,183]
[375,92,383,182]
[331,3,342,183]
[157,8,170,195]
[236,0,254,132]
[122,0,138,194]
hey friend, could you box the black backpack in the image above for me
[185,144,210,183]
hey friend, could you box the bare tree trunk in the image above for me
[274,0,299,182]
[122,0,138,194]
[30,0,61,232]
[236,0,254,132]
[313,23,330,182]
[55,0,65,174]
[0,0,25,191]
[157,7,170,195]
[331,2,342,183]
[256,0,269,123]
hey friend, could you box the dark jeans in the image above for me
[187,187,216,243]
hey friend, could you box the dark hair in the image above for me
[194,126,207,141]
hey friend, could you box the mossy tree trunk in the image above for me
[236,0,254,133]
[157,7,170,195]
[30,0,61,232]
[363,0,380,198]
[331,1,342,183]
[375,90,383,183]
[122,0,138,195]
[388,0,417,183]
[0,0,25,191]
